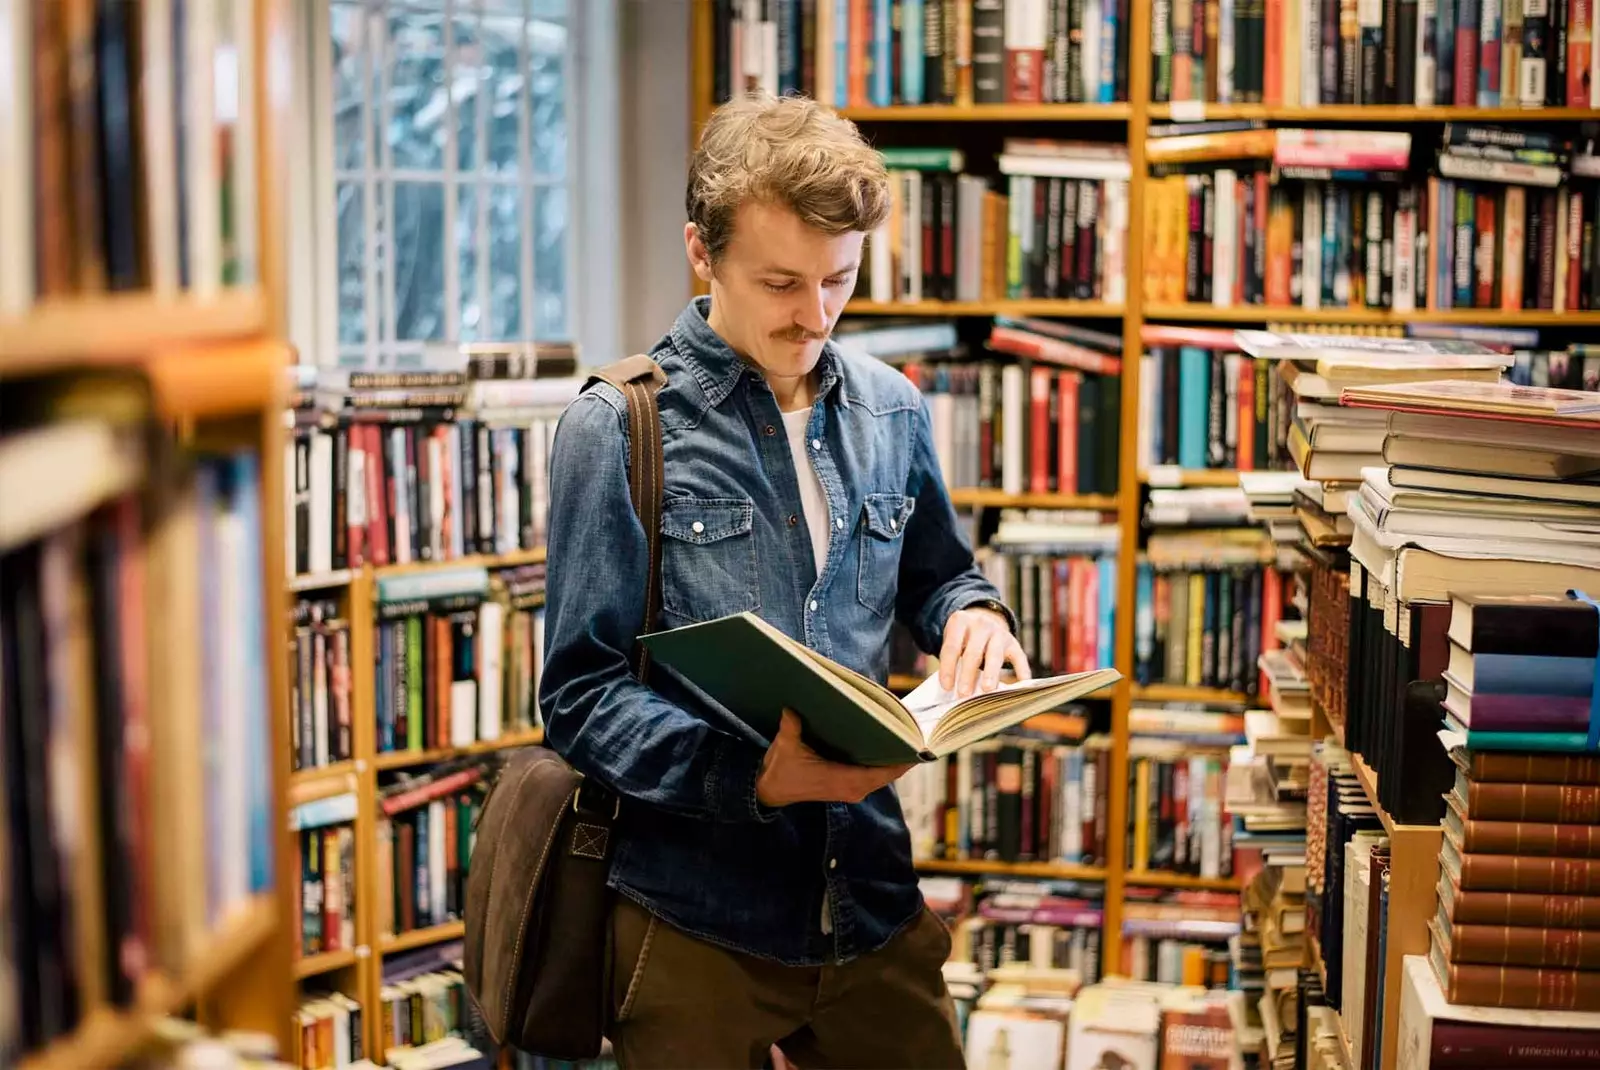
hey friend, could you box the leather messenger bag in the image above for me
[463,354,667,1058]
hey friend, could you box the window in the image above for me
[321,0,573,367]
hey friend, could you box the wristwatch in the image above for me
[960,597,1017,635]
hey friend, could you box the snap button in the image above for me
[835,517,844,529]
[889,518,898,530]
[811,438,821,450]
[809,600,818,612]
[828,857,837,870]
[691,521,705,534]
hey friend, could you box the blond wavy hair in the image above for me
[687,94,891,262]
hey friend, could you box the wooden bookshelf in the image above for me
[371,730,546,771]
[915,859,1109,881]
[1132,683,1261,706]
[1148,103,1600,123]
[1141,468,1243,488]
[948,488,1121,510]
[369,546,547,579]
[289,568,356,592]
[0,287,268,373]
[843,299,1126,318]
[1124,870,1244,892]
[840,103,1133,122]
[1145,303,1600,327]
[4,2,297,1065]
[381,921,467,956]
[294,948,362,982]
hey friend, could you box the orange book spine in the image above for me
[1264,0,1283,106]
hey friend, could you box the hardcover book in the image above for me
[639,611,1120,766]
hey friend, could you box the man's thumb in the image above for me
[777,708,801,740]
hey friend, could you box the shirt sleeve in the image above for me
[538,390,776,823]
[895,395,1016,651]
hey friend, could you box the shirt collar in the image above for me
[670,295,845,409]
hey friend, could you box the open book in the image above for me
[640,612,1120,766]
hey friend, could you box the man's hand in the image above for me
[938,606,1032,698]
[756,710,913,808]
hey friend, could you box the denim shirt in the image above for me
[539,296,1009,967]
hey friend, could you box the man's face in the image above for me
[692,200,865,383]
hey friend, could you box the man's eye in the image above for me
[762,281,794,293]
[824,276,851,287]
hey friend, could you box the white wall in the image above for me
[618,0,696,358]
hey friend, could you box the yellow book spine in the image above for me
[1134,757,1151,870]
[1187,573,1205,686]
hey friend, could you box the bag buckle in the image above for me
[573,782,620,820]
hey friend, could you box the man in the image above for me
[540,93,1030,1068]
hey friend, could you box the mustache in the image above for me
[772,328,830,342]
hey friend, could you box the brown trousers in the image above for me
[606,896,965,1069]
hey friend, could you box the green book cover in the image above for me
[407,616,423,751]
[640,612,1119,767]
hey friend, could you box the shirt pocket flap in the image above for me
[861,493,914,540]
[661,497,755,544]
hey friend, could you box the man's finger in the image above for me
[1007,638,1033,682]
[955,627,986,697]
[777,708,802,741]
[937,615,969,690]
[980,629,1010,691]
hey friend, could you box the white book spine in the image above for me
[310,431,334,574]
[1306,0,1324,106]
[1104,180,1129,304]
[1137,354,1156,472]
[429,800,446,926]
[390,429,411,564]
[476,600,503,741]
[186,0,219,294]
[447,424,464,560]
[1000,364,1025,496]
[1302,188,1323,310]
[312,631,330,766]
[1214,170,1237,308]
[450,679,477,748]
[1554,187,1570,313]
[1082,0,1102,101]
[1219,0,1236,103]
[429,433,446,560]
[0,0,33,314]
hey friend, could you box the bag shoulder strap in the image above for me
[585,355,667,683]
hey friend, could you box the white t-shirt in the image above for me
[781,407,830,577]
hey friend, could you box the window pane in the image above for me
[452,13,481,171]
[458,185,481,340]
[488,183,522,338]
[528,18,565,179]
[387,10,446,170]
[337,181,365,344]
[394,182,447,341]
[331,3,366,170]
[531,0,569,21]
[372,181,388,346]
[482,14,523,174]
[533,183,567,339]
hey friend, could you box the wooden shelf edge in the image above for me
[1148,103,1600,122]
[1124,869,1243,891]
[844,299,1126,317]
[294,948,361,981]
[840,103,1132,121]
[914,858,1109,881]
[1132,683,1263,706]
[1144,303,1600,326]
[1141,468,1242,488]
[369,547,546,580]
[949,488,1121,510]
[373,730,545,771]
[0,288,268,375]
[381,921,466,956]
[18,895,278,1070]
[290,569,355,591]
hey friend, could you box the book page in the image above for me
[901,671,1103,743]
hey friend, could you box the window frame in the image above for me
[289,0,618,369]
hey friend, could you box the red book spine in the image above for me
[1082,557,1100,675]
[1030,366,1051,494]
[1236,357,1255,472]
[1259,568,1282,695]
[1057,370,1081,490]
[1570,0,1594,107]
[1455,16,1480,105]
[849,0,870,106]
[1568,189,1586,312]
[1476,191,1498,308]
[365,425,389,567]
[1067,559,1086,674]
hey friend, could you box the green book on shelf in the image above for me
[640,612,1120,767]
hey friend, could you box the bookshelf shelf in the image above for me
[288,767,360,807]
[0,288,268,375]
[20,896,279,1070]
[381,921,466,956]
[372,730,545,772]
[1148,103,1600,123]
[843,299,1126,318]
[289,569,355,591]
[948,488,1121,510]
[295,948,362,981]
[1124,870,1243,891]
[915,859,1109,881]
[1351,753,1395,836]
[1131,683,1262,706]
[1144,303,1600,327]
[840,103,1132,122]
[369,547,547,581]
[1140,468,1242,488]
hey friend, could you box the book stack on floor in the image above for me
[1425,594,1600,1014]
[286,345,581,577]
[1238,855,1309,1070]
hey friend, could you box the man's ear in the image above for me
[685,223,716,284]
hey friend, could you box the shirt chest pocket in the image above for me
[660,497,760,624]
[857,492,915,619]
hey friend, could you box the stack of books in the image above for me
[994,141,1133,305]
[291,793,358,961]
[1239,471,1313,551]
[1397,955,1600,1066]
[944,876,1107,987]
[1119,889,1242,987]
[1427,594,1600,1013]
[1240,856,1308,1069]
[293,991,373,1070]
